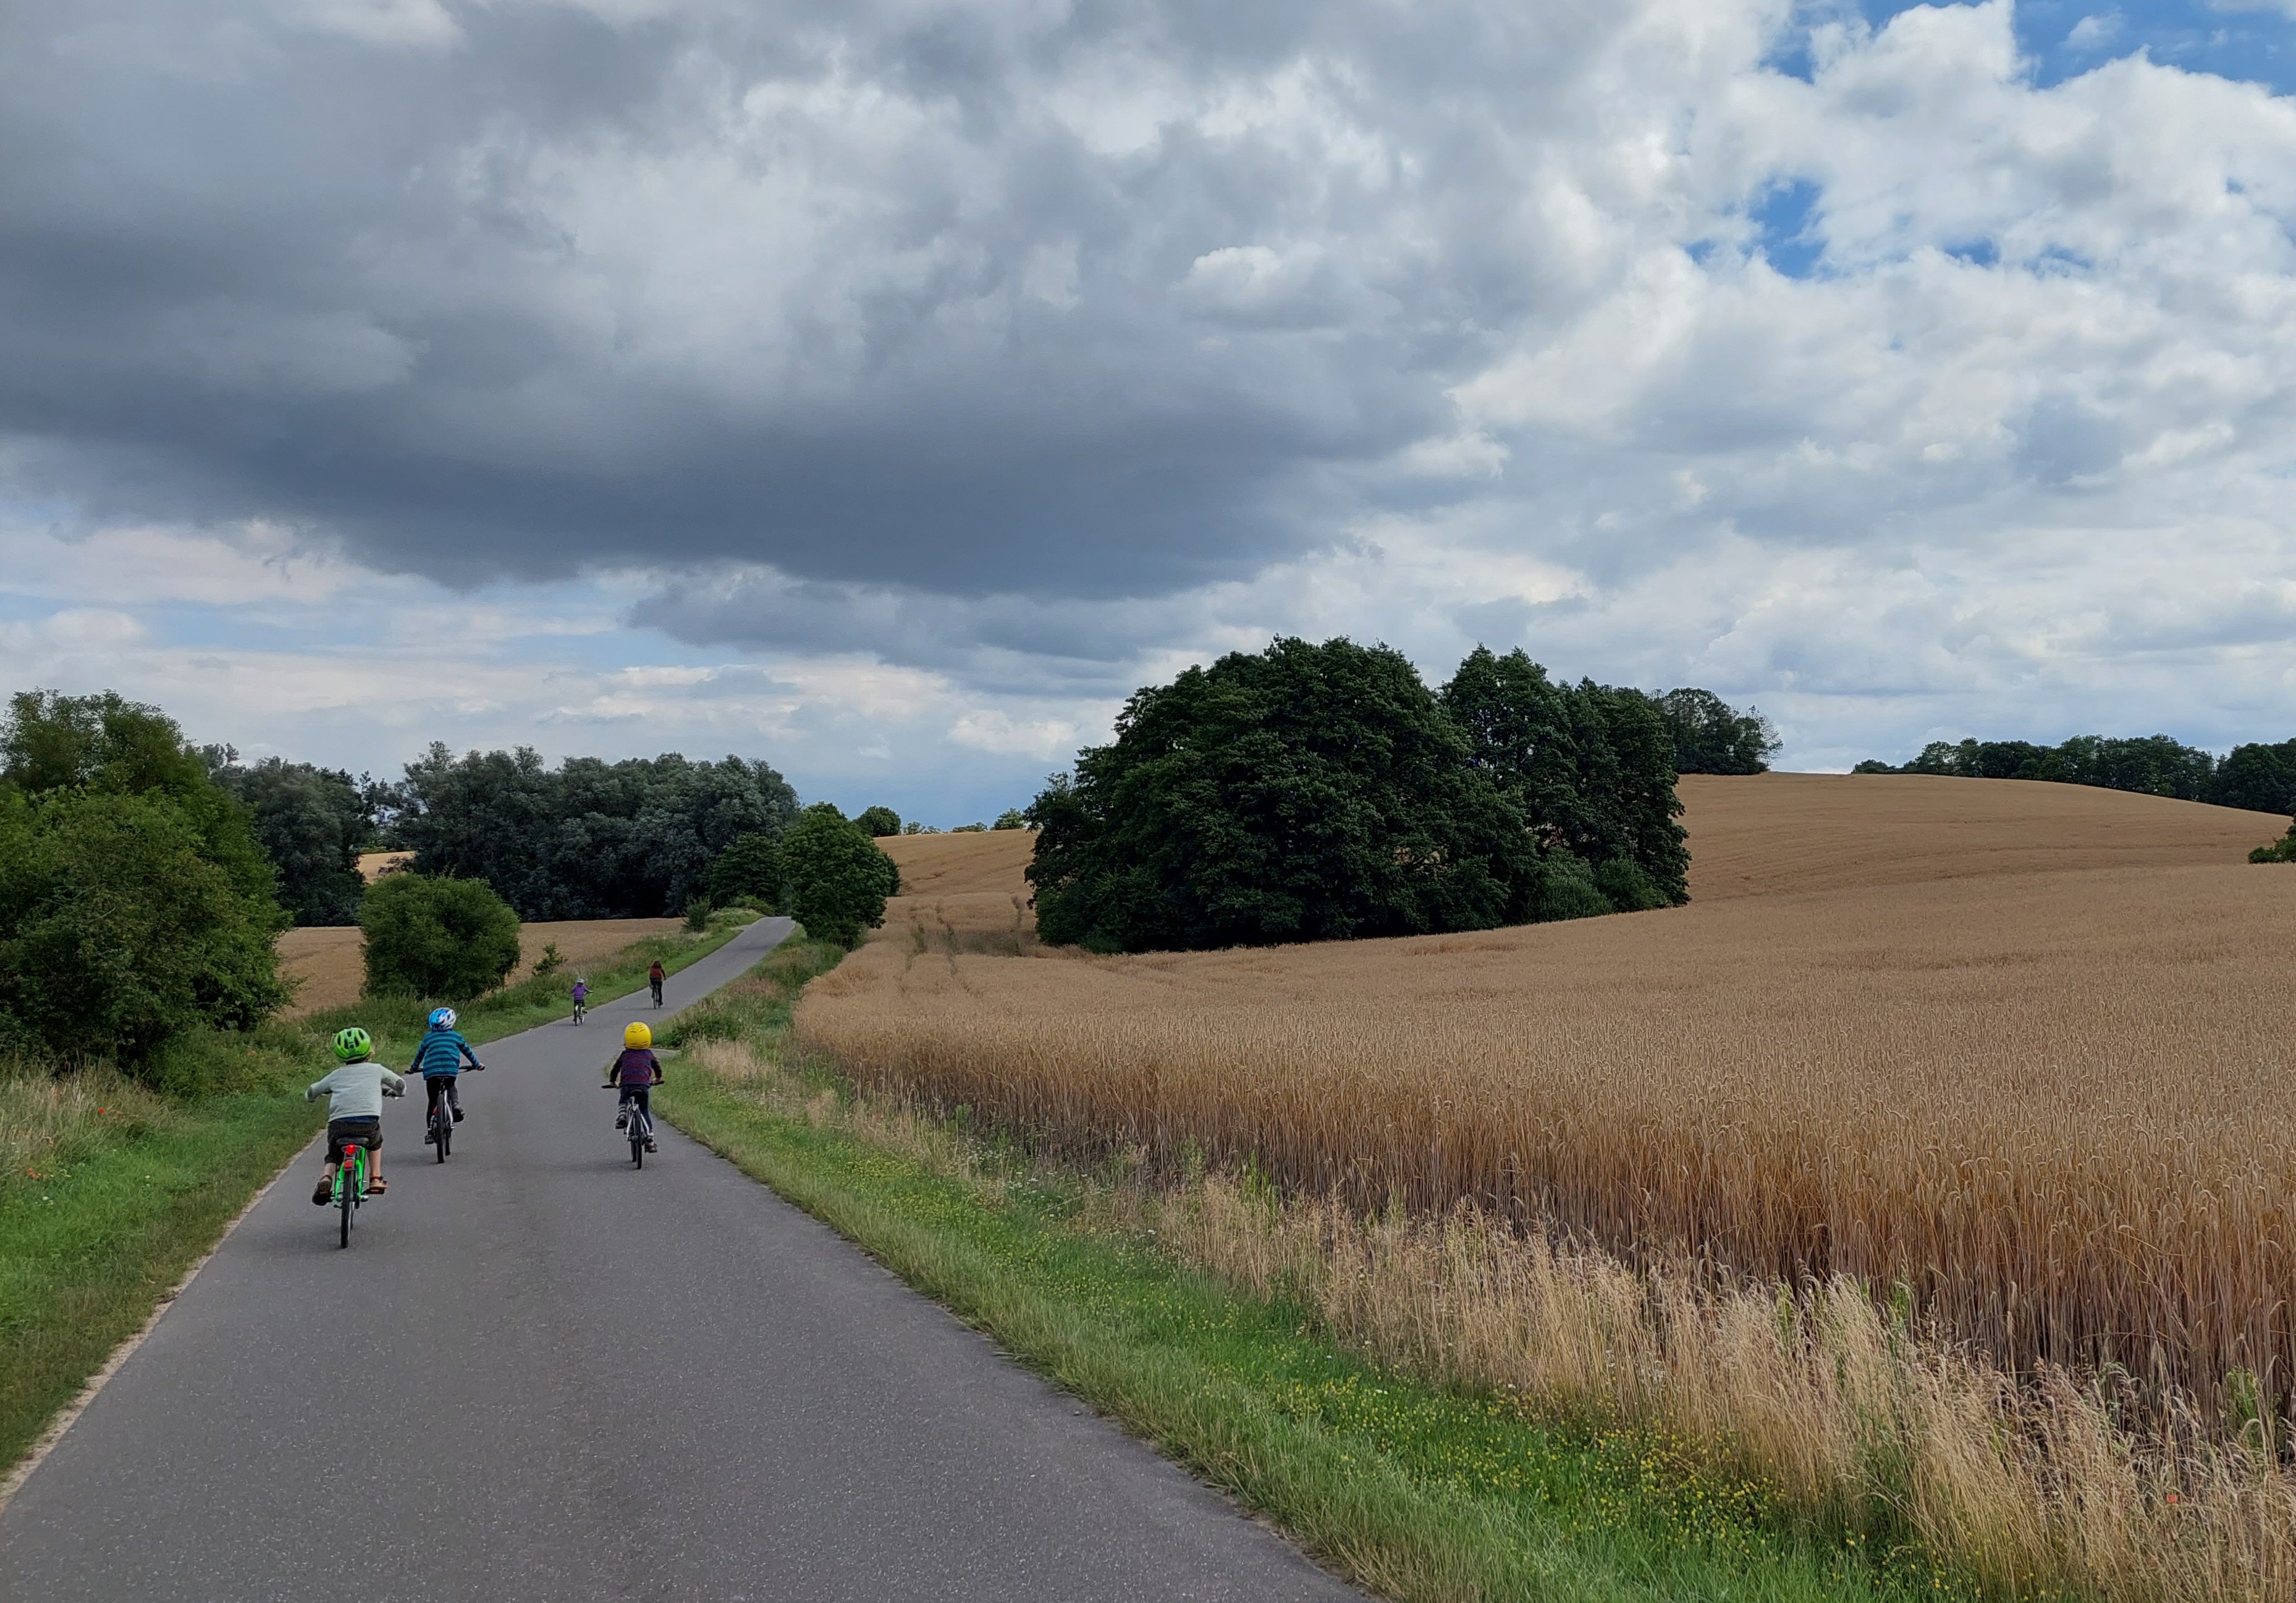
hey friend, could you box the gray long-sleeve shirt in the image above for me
[306,1063,406,1122]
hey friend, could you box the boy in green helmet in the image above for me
[307,1026,406,1204]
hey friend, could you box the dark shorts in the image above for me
[327,1117,382,1163]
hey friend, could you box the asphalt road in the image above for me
[0,918,1361,1602]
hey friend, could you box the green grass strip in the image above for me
[657,953,1951,1603]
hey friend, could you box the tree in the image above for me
[387,746,798,919]
[1654,688,1781,775]
[1028,637,1535,953]
[0,790,290,1068]
[782,809,898,948]
[359,873,521,999]
[2214,741,2296,815]
[1440,650,1689,905]
[993,808,1027,830]
[211,757,375,926]
[1857,733,2223,802]
[0,691,289,1071]
[707,833,785,912]
[855,806,901,836]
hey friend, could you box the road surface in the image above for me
[0,917,1361,1602]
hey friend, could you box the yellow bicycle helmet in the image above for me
[623,1021,652,1049]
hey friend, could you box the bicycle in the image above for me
[606,1085,653,1169]
[426,1064,483,1161]
[332,1087,400,1247]
[572,997,587,1025]
[648,978,664,1009]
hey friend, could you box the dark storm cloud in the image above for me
[0,0,1545,600]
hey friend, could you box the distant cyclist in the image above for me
[648,959,665,1009]
[571,977,589,1024]
[306,1027,404,1202]
[412,1007,484,1142]
[607,1021,662,1153]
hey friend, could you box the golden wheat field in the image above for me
[878,827,1037,896]
[277,918,683,1016]
[801,776,2296,1410]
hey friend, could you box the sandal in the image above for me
[365,1177,388,1195]
[313,1180,333,1206]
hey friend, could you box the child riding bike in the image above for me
[307,1027,405,1203]
[648,960,665,1008]
[571,977,589,1023]
[607,1022,662,1152]
[411,1007,485,1142]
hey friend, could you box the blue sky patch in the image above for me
[1752,178,1826,277]
[1854,0,2296,94]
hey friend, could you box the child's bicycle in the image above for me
[332,1143,374,1247]
[427,1066,483,1161]
[572,996,586,1025]
[606,1087,653,1169]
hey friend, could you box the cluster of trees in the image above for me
[389,744,800,920]
[1653,688,1781,776]
[207,755,381,927]
[1026,638,1690,954]
[704,803,900,947]
[1854,734,2296,814]
[856,807,1031,836]
[0,692,289,1069]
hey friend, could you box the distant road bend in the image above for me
[0,917,1359,1602]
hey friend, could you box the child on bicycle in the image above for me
[571,977,589,1020]
[411,1006,484,1142]
[648,959,665,1008]
[607,1021,662,1152]
[307,1027,405,1203]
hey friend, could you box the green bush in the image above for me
[2250,827,2296,863]
[1593,856,1669,911]
[855,806,902,837]
[783,810,898,948]
[993,808,1027,830]
[1532,852,1614,922]
[707,832,784,912]
[358,873,521,999]
[0,790,290,1069]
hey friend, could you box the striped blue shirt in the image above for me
[411,1029,478,1078]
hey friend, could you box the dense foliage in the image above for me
[1854,733,2296,812]
[1026,638,1688,954]
[706,833,785,912]
[1654,688,1781,775]
[387,745,798,919]
[0,692,288,1067]
[781,806,900,948]
[358,872,521,999]
[209,756,378,926]
[855,806,901,836]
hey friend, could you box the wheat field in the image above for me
[802,776,2296,1410]
[277,918,684,1016]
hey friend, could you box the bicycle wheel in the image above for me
[435,1106,449,1161]
[339,1158,355,1248]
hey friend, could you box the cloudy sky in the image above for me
[6,0,2296,821]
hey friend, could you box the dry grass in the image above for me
[794,776,2296,1596]
[277,917,683,1017]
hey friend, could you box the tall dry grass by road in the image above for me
[802,778,2296,1413]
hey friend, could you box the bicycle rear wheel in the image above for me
[436,1108,449,1161]
[339,1161,355,1248]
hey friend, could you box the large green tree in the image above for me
[0,691,288,1067]
[1654,688,1780,775]
[1028,638,1535,953]
[358,873,521,999]
[211,756,376,926]
[782,807,899,948]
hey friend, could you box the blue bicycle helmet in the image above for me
[428,1007,457,1031]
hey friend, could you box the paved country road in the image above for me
[0,919,1362,1602]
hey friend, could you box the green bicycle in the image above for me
[333,1143,369,1248]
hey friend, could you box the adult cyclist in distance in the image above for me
[648,959,665,1009]
[412,1007,485,1142]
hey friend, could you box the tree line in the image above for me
[1026,638,1716,954]
[1853,734,2296,814]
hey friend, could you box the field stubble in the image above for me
[796,778,2296,1600]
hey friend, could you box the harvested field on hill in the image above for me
[878,828,1036,897]
[279,918,682,1016]
[802,779,2296,1408]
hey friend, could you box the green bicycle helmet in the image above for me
[331,1026,373,1063]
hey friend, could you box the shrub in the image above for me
[952,822,987,833]
[783,810,898,948]
[531,941,566,978]
[683,896,711,933]
[855,806,902,837]
[2250,826,2296,863]
[0,790,290,1069]
[993,808,1027,830]
[358,873,521,999]
[1532,852,1614,922]
[706,833,784,912]
[1593,856,1669,911]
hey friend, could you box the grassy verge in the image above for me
[657,946,1962,1603]
[0,910,759,1479]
